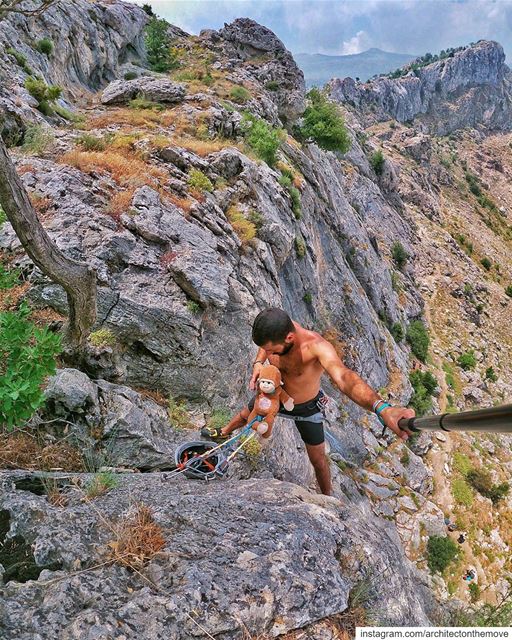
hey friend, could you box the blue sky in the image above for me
[132,1,512,60]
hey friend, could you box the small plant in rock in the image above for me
[265,80,279,91]
[406,320,430,362]
[505,285,512,298]
[188,168,213,193]
[84,472,118,499]
[6,47,33,74]
[129,94,164,111]
[295,235,306,259]
[370,149,385,175]
[88,328,116,348]
[77,133,106,152]
[480,257,491,271]
[124,71,138,80]
[186,300,201,314]
[391,241,409,268]
[168,396,191,430]
[24,76,62,115]
[206,408,231,432]
[0,205,6,227]
[303,292,312,304]
[229,85,251,104]
[35,37,53,55]
[390,322,404,343]
[484,366,497,383]
[457,350,476,371]
[21,124,55,155]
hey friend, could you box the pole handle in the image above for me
[398,417,419,431]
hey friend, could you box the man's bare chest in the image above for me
[269,351,316,377]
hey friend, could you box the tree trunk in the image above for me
[0,135,97,349]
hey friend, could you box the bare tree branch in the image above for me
[0,0,57,18]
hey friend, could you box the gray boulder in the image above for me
[101,77,186,105]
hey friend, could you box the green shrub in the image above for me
[124,71,138,80]
[390,322,404,342]
[6,47,33,74]
[296,88,350,153]
[84,471,118,498]
[0,205,6,227]
[35,38,53,55]
[484,366,497,382]
[289,186,302,219]
[144,16,180,72]
[278,174,292,188]
[53,104,81,122]
[452,477,473,507]
[77,133,106,151]
[303,292,312,304]
[469,582,480,603]
[409,370,437,416]
[206,408,231,431]
[406,320,430,362]
[21,124,54,155]
[465,172,481,197]
[0,264,20,289]
[247,209,264,231]
[453,452,473,476]
[242,113,284,167]
[265,80,279,91]
[229,85,251,104]
[370,149,385,175]
[505,285,512,298]
[457,350,476,371]
[142,3,154,15]
[391,241,409,268]
[480,257,491,271]
[0,302,62,431]
[295,235,306,259]
[427,535,459,573]
[188,168,213,192]
[400,449,410,465]
[467,469,510,504]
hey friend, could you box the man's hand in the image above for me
[249,363,263,390]
[380,406,415,440]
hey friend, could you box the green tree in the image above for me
[370,149,385,175]
[144,16,178,72]
[406,320,430,362]
[296,88,351,153]
[427,535,459,573]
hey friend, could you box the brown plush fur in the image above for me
[246,364,294,438]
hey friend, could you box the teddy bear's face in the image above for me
[259,378,276,394]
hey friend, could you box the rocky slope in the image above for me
[0,0,511,636]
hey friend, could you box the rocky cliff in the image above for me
[328,41,512,135]
[1,1,511,637]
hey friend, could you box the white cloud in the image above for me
[340,30,368,55]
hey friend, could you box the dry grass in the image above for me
[132,387,168,407]
[171,135,239,157]
[166,192,194,214]
[29,307,65,327]
[108,188,136,221]
[60,149,167,189]
[85,107,175,130]
[108,502,166,570]
[29,193,53,222]
[226,205,257,243]
[0,431,85,471]
[17,164,35,175]
[0,282,30,312]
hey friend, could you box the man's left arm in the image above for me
[312,340,415,440]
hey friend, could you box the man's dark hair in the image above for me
[252,308,295,345]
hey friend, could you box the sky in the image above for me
[132,0,512,60]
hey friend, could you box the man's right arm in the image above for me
[249,348,267,390]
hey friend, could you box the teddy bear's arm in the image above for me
[279,388,295,411]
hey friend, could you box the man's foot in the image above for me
[200,426,229,442]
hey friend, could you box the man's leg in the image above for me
[305,442,332,496]
[221,406,250,436]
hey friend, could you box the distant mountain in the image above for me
[294,48,417,88]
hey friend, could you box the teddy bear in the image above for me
[247,364,294,438]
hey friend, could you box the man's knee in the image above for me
[240,406,250,420]
[306,443,329,469]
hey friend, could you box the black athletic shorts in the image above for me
[247,389,326,446]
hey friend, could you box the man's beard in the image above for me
[280,341,294,355]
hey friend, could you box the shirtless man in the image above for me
[203,307,415,496]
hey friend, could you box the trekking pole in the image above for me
[397,403,512,434]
